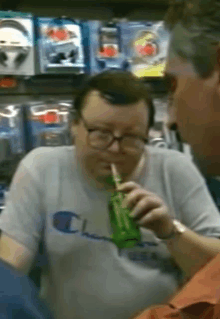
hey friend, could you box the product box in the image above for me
[0,11,35,76]
[25,99,74,149]
[86,20,130,74]
[37,17,86,74]
[0,103,25,161]
[123,21,170,78]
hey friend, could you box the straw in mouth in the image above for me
[111,163,122,189]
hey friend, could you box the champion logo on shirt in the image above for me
[52,211,114,242]
[53,211,80,234]
[52,211,159,248]
[51,212,179,277]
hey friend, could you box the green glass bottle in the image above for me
[108,168,141,249]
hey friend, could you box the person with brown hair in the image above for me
[131,0,220,317]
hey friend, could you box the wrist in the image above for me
[155,220,187,241]
[156,222,176,240]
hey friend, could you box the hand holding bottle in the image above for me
[117,181,174,239]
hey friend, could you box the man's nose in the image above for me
[107,139,121,153]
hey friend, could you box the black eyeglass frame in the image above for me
[80,115,148,151]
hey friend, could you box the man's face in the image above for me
[72,90,149,187]
[165,48,220,176]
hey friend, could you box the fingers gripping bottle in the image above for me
[108,164,141,249]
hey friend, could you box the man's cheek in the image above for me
[85,153,99,168]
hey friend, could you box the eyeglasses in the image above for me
[80,115,148,151]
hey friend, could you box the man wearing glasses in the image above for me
[0,70,220,319]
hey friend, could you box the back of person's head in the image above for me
[73,70,155,131]
[164,0,220,79]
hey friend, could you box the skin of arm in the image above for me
[165,227,220,280]
[0,232,34,275]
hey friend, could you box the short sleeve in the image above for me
[0,157,44,253]
[167,151,220,238]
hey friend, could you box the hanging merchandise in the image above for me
[0,182,8,213]
[0,11,34,76]
[86,20,130,74]
[0,76,18,88]
[25,99,73,149]
[37,17,85,74]
[123,21,170,78]
[0,104,26,162]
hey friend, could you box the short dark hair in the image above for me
[73,70,155,130]
[164,0,220,79]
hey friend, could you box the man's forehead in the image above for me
[83,90,148,128]
[84,90,147,109]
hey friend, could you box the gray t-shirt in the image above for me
[0,146,220,319]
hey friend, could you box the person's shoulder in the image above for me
[21,146,75,173]
[146,145,197,173]
[146,145,189,162]
[146,146,205,183]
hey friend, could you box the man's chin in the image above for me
[97,171,128,186]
